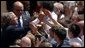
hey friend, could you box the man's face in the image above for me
[54,7,62,16]
[38,11,45,21]
[13,5,24,17]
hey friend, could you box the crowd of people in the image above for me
[1,1,84,47]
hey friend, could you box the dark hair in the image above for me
[1,13,11,24]
[30,1,37,16]
[69,24,80,37]
[52,26,66,40]
[6,1,16,12]
[41,1,54,12]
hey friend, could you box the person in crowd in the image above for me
[50,2,71,46]
[71,1,84,23]
[76,20,84,47]
[49,28,57,47]
[27,24,45,47]
[25,31,36,47]
[29,1,49,41]
[1,12,20,47]
[19,36,31,47]
[53,2,65,20]
[30,2,67,47]
[5,2,31,45]
[12,1,31,33]
[76,1,84,14]
[50,26,71,47]
[68,23,83,47]
[54,2,75,28]
[37,2,65,36]
[25,24,36,47]
[1,1,31,47]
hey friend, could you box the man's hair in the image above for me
[41,1,54,12]
[51,26,66,40]
[69,23,80,37]
[20,36,31,47]
[12,1,24,10]
[39,41,52,47]
[54,2,64,10]
[1,12,14,24]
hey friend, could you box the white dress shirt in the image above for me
[69,37,83,46]
[18,16,23,28]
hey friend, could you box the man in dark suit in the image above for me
[10,1,31,44]
[12,1,31,33]
[1,1,31,47]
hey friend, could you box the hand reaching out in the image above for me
[35,38,44,47]
[43,9,52,18]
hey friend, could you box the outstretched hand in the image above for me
[35,38,44,47]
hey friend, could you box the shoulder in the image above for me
[61,38,71,47]
[6,25,16,31]
[69,37,82,45]
[23,11,30,17]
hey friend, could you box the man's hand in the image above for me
[43,9,52,18]
[35,38,44,47]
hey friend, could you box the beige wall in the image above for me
[1,1,8,13]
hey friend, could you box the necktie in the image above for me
[17,17,21,28]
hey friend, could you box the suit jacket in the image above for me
[1,25,25,47]
[22,11,31,32]
[1,11,31,47]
